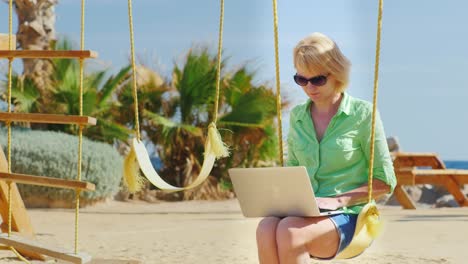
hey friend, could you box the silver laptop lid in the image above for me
[229,166,322,217]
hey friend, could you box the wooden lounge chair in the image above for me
[392,152,468,209]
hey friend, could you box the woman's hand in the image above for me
[316,197,344,210]
[316,180,391,209]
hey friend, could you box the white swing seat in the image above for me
[132,137,216,191]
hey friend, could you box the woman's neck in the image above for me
[311,93,342,115]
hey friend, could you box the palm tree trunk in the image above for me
[14,0,58,104]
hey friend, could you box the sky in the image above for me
[1,0,467,160]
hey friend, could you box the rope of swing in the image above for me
[271,0,284,166]
[127,0,141,141]
[127,0,225,139]
[368,0,383,203]
[73,0,87,255]
[213,0,225,123]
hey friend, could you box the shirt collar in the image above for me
[337,92,351,116]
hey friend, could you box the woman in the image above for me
[256,32,396,263]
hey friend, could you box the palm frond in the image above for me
[176,49,220,123]
[221,86,276,126]
[10,76,41,113]
[224,67,253,106]
[99,65,131,107]
[87,119,132,143]
[144,110,203,138]
[86,70,107,91]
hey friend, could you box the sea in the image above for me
[444,161,468,169]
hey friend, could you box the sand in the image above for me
[0,199,466,264]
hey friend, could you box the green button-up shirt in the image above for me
[287,93,396,214]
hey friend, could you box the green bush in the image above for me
[0,127,122,206]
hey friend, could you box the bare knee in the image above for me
[276,217,309,247]
[306,228,339,258]
[256,216,281,242]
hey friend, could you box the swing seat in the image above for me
[131,137,217,191]
[335,203,381,259]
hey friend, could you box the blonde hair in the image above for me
[293,32,351,92]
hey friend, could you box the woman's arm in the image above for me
[316,179,391,210]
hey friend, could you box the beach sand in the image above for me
[0,199,466,264]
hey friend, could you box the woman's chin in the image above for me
[308,93,320,100]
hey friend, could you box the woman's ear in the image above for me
[334,79,341,93]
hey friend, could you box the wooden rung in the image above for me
[0,50,98,59]
[0,234,91,264]
[0,113,96,126]
[0,172,95,191]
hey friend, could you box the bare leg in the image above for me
[256,216,281,264]
[276,216,339,264]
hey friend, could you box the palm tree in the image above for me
[10,0,58,104]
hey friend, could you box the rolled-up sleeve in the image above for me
[359,109,397,194]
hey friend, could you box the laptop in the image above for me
[228,166,343,218]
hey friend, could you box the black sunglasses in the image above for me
[293,73,330,87]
